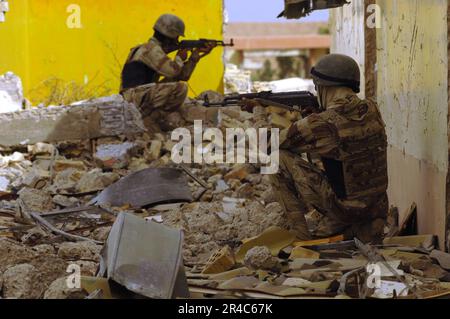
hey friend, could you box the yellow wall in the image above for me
[0,0,224,103]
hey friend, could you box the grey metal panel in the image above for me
[92,168,193,208]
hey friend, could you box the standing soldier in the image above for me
[120,14,214,132]
[272,54,388,243]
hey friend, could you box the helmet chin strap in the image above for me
[316,85,327,110]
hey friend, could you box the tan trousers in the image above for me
[122,82,188,132]
[270,150,387,242]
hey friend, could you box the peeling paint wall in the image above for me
[377,0,448,245]
[330,0,366,97]
[331,0,448,245]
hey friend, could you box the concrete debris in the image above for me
[27,142,56,156]
[2,264,44,299]
[44,277,87,299]
[52,195,80,208]
[94,142,136,169]
[76,169,119,193]
[244,246,280,271]
[0,72,23,113]
[92,226,111,242]
[18,187,54,212]
[0,94,145,146]
[57,241,102,262]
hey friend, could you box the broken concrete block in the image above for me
[18,187,54,212]
[76,169,120,193]
[202,246,236,275]
[53,168,84,193]
[52,195,80,208]
[244,246,280,271]
[27,142,56,156]
[53,160,87,173]
[0,72,23,113]
[32,244,56,255]
[57,241,102,262]
[73,261,98,277]
[224,164,254,182]
[92,226,112,242]
[0,239,37,273]
[94,142,136,169]
[44,277,87,299]
[2,264,44,299]
[0,94,145,146]
[22,168,51,189]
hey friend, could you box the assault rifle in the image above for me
[170,38,234,51]
[203,90,320,113]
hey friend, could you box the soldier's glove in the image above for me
[177,49,189,61]
[280,123,303,149]
[240,98,261,113]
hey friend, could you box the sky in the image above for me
[224,0,329,23]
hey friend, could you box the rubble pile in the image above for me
[0,93,449,299]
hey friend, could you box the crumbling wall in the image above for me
[377,0,448,247]
[0,95,145,146]
[330,0,366,98]
[331,0,448,247]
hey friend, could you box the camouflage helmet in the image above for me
[153,14,185,39]
[311,54,361,93]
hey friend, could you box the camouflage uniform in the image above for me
[272,91,388,242]
[120,37,198,132]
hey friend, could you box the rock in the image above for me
[0,239,37,272]
[236,183,254,198]
[52,195,80,208]
[146,140,162,161]
[0,94,145,146]
[76,169,119,193]
[92,226,111,242]
[0,71,23,113]
[57,242,102,262]
[18,187,54,212]
[224,164,254,182]
[27,143,56,156]
[128,157,149,171]
[21,227,49,245]
[52,168,84,193]
[44,277,87,299]
[32,244,56,255]
[22,168,51,189]
[244,246,279,271]
[73,261,98,276]
[2,264,44,299]
[94,142,136,169]
[53,160,87,172]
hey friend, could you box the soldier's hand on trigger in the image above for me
[240,98,261,113]
[191,42,216,61]
[177,48,189,61]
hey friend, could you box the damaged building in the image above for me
[0,0,449,301]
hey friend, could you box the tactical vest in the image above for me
[120,45,159,91]
[320,98,388,201]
